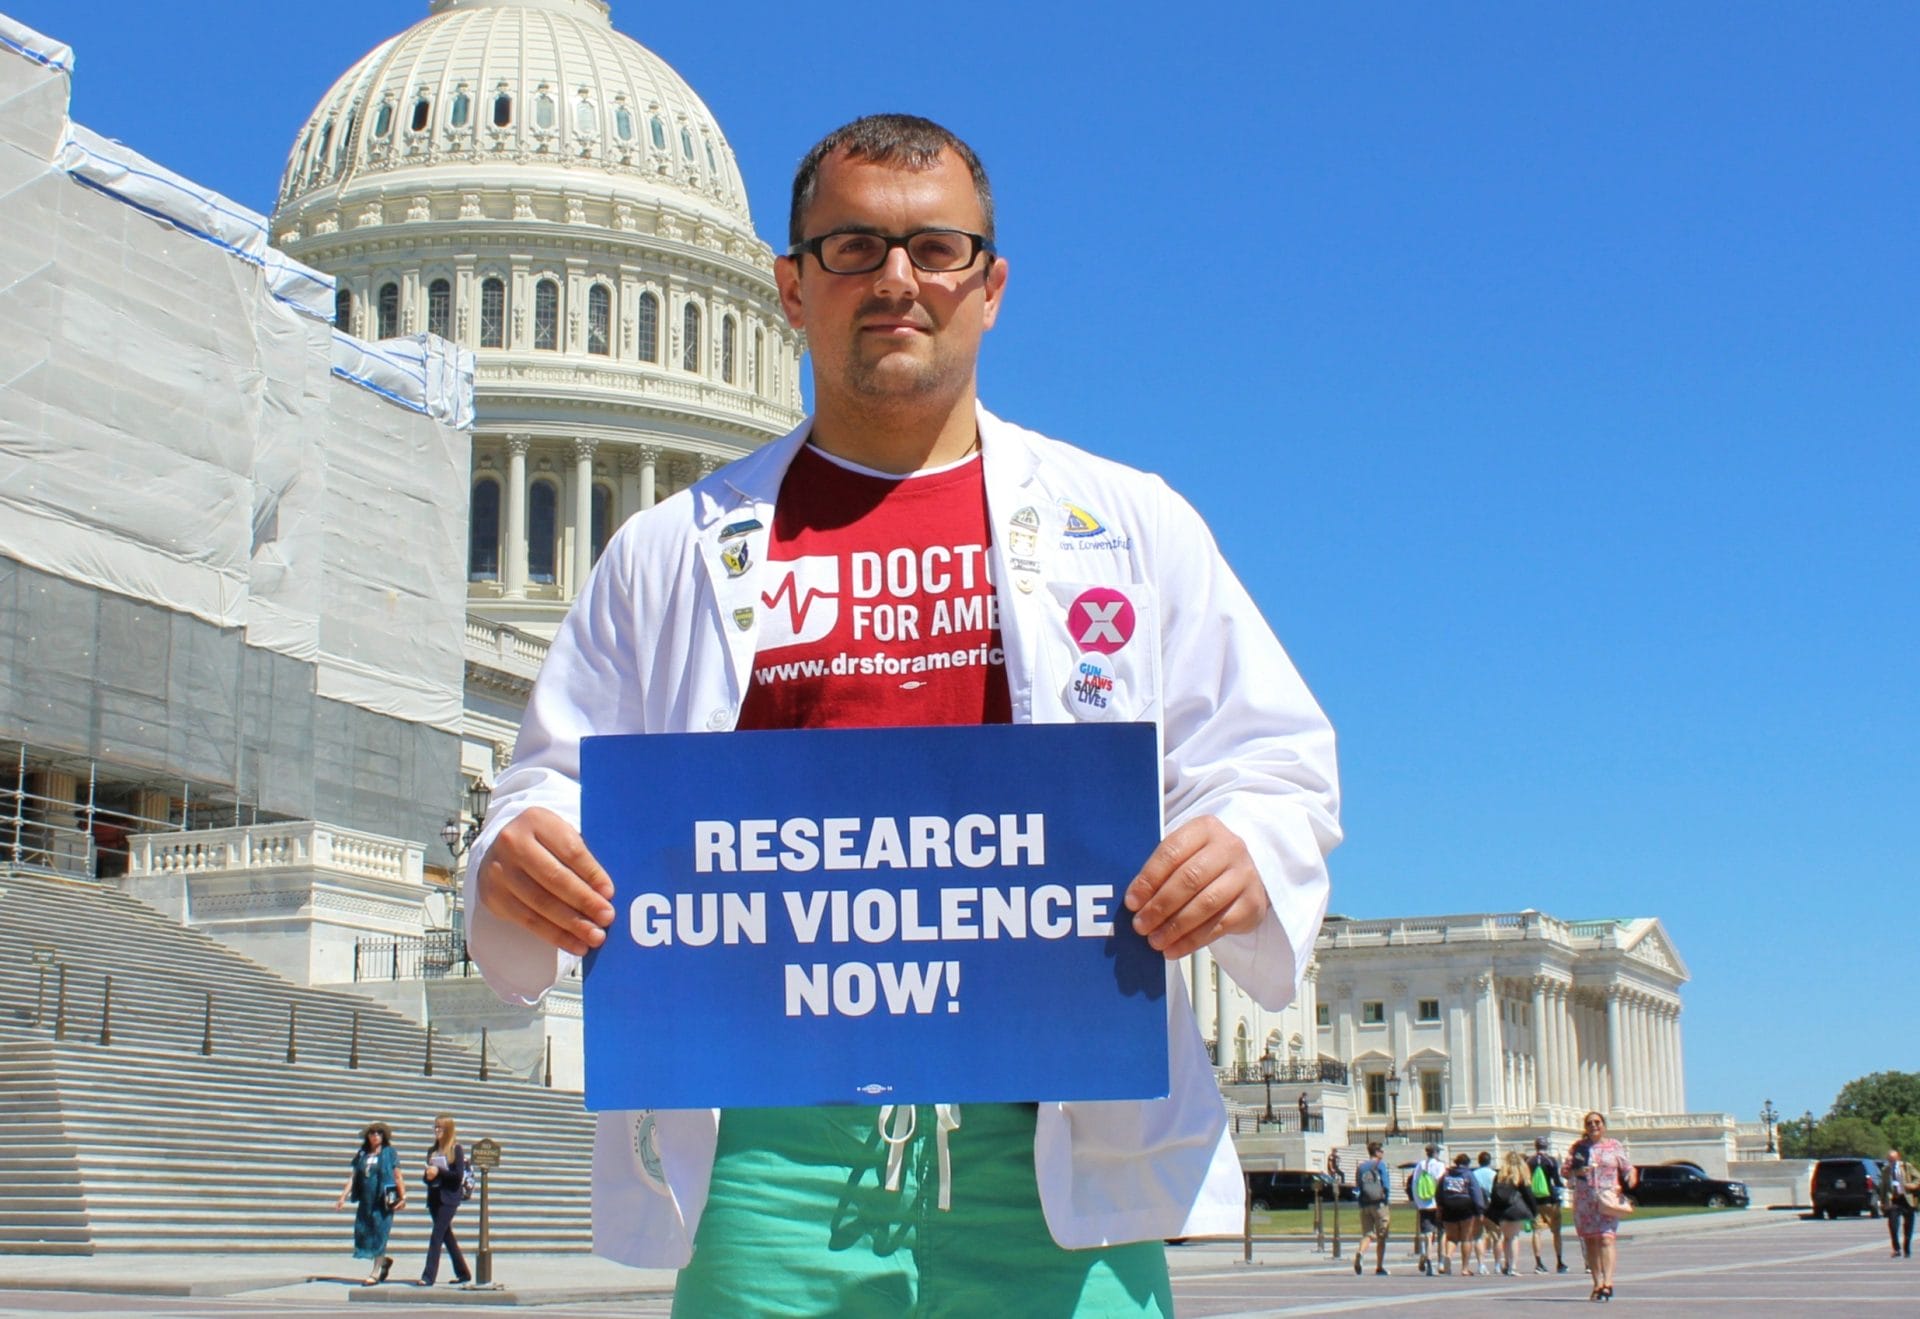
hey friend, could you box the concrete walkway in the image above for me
[0,1207,1786,1306]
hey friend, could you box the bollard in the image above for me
[424,1025,435,1077]
[54,965,68,1041]
[201,991,213,1055]
[1332,1183,1342,1260]
[479,1027,490,1081]
[1313,1180,1324,1254]
[544,1037,553,1089]
[98,974,112,1047]
[349,1010,361,1070]
[286,1004,298,1064]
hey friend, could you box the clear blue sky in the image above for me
[7,0,1914,1126]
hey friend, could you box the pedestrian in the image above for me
[332,1121,402,1287]
[1472,1150,1497,1274]
[1882,1147,1917,1259]
[418,1114,472,1287]
[1529,1136,1570,1272]
[465,113,1340,1315]
[1298,1092,1311,1129]
[1565,1110,1635,1302]
[1435,1153,1484,1278]
[1487,1151,1542,1275]
[1353,1140,1392,1276]
[1410,1144,1446,1274]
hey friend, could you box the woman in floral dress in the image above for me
[1565,1111,1635,1301]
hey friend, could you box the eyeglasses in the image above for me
[790,228,996,275]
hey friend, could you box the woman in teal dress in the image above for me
[333,1121,405,1285]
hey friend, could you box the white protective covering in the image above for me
[0,13,474,733]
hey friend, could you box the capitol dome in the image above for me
[270,0,805,650]
[276,0,749,228]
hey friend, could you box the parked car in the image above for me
[1246,1170,1341,1211]
[1628,1164,1749,1208]
[1811,1157,1883,1219]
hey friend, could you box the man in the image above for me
[1883,1148,1917,1259]
[1529,1136,1569,1272]
[1353,1140,1392,1276]
[1410,1143,1447,1274]
[464,115,1340,1315]
[1471,1150,1497,1275]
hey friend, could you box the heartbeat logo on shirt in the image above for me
[759,556,840,647]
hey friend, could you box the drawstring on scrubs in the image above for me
[878,1104,963,1211]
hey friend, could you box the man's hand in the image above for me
[475,807,616,957]
[1122,815,1267,960]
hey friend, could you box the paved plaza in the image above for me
[0,1210,1909,1316]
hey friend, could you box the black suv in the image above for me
[1246,1170,1339,1211]
[1628,1164,1749,1209]
[1811,1157,1882,1218]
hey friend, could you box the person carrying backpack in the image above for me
[1487,1151,1543,1275]
[1353,1141,1392,1276]
[1435,1154,1484,1278]
[1410,1144,1447,1275]
[1529,1136,1569,1272]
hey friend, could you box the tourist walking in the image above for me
[1566,1111,1635,1301]
[333,1121,403,1286]
[1410,1144,1446,1274]
[1434,1153,1485,1278]
[1471,1150,1497,1274]
[1487,1151,1542,1275]
[1529,1136,1569,1272]
[418,1114,472,1287]
[1882,1148,1917,1258]
[1353,1140,1392,1275]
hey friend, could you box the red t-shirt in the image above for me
[736,444,1011,731]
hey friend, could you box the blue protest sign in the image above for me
[580,723,1168,1110]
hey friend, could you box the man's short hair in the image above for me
[1367,1141,1383,1156]
[1534,1137,1550,1150]
[788,113,995,247]
[1425,1144,1438,1157]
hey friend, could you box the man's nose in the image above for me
[871,242,920,298]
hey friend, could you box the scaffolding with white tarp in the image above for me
[0,11,477,856]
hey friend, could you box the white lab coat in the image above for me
[463,403,1341,1264]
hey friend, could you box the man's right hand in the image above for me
[474,807,616,957]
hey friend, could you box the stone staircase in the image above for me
[0,871,596,1254]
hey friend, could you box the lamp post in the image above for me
[440,777,493,864]
[1801,1108,1816,1156]
[1760,1098,1778,1155]
[1386,1065,1402,1139]
[1260,1049,1277,1124]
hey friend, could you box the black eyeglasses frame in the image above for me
[788,227,997,276]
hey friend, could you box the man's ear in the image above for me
[980,254,1008,331]
[775,255,806,330]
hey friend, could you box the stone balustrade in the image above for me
[126,821,424,886]
[464,614,549,678]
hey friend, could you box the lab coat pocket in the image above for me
[1044,580,1161,725]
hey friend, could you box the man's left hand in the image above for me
[1122,815,1267,960]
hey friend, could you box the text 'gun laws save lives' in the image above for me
[579,723,1170,1110]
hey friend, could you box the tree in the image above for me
[1831,1072,1920,1128]
[1809,1115,1887,1159]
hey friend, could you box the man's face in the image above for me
[776,148,1006,408]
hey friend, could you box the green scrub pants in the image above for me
[671,1102,1174,1317]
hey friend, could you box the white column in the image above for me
[1604,987,1624,1113]
[570,439,596,595]
[1670,1009,1686,1112]
[1214,949,1231,1067]
[1530,977,1550,1110]
[503,435,529,598]
[1561,986,1579,1112]
[637,443,660,510]
[1475,973,1502,1117]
